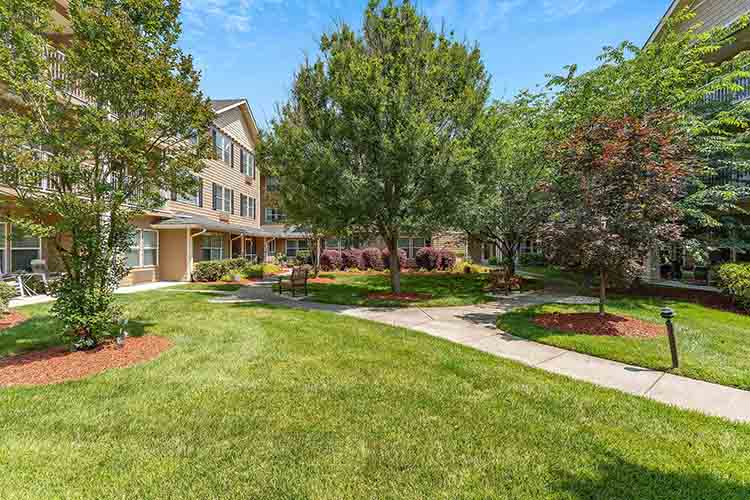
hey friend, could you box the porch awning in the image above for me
[150,213,311,239]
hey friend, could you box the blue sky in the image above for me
[178,0,671,128]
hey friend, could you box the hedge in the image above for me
[342,248,365,270]
[717,263,750,311]
[383,247,407,270]
[415,247,440,271]
[320,250,343,271]
[362,247,384,270]
[193,258,249,282]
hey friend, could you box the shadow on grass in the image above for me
[553,448,750,500]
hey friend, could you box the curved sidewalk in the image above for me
[233,285,750,424]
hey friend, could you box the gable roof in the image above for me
[646,0,683,46]
[210,98,261,143]
[211,99,246,113]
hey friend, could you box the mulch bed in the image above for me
[534,312,664,338]
[0,311,28,331]
[0,335,172,387]
[367,292,433,302]
[309,277,337,284]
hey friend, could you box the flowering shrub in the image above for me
[383,247,407,270]
[438,250,457,271]
[415,247,441,271]
[362,247,384,270]
[320,250,343,271]
[342,248,365,270]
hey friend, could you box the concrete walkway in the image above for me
[9,281,186,308]
[231,284,750,423]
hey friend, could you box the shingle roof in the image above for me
[210,99,246,113]
[151,213,310,239]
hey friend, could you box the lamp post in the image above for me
[660,307,679,369]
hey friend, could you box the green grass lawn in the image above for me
[499,296,750,390]
[305,271,496,307]
[0,286,749,498]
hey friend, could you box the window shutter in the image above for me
[251,152,256,179]
[230,190,235,214]
[197,178,204,207]
[212,183,218,210]
[230,143,234,168]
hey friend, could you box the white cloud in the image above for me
[424,0,527,34]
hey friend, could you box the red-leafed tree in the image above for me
[545,111,697,314]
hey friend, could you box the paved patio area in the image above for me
[229,284,750,423]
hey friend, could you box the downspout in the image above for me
[188,228,207,281]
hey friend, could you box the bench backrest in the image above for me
[291,267,308,284]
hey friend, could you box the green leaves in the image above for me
[260,1,489,291]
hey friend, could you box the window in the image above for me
[200,234,224,261]
[286,239,309,258]
[266,176,280,193]
[325,239,341,251]
[240,149,255,177]
[10,225,42,272]
[176,177,203,207]
[265,207,285,223]
[126,229,159,268]
[249,197,256,219]
[240,194,248,217]
[212,129,233,165]
[212,183,234,213]
[268,239,276,256]
[399,238,430,258]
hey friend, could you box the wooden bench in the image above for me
[277,267,309,297]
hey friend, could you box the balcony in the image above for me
[703,74,750,105]
[43,44,90,105]
[703,168,750,188]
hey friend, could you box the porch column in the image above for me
[185,227,193,282]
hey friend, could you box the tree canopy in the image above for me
[259,0,490,292]
[0,0,214,344]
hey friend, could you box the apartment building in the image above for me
[643,0,750,279]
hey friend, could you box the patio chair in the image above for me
[277,267,309,297]
[30,259,62,291]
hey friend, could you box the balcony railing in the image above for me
[704,168,750,188]
[43,44,90,104]
[703,75,750,105]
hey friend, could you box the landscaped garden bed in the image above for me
[533,312,663,338]
[0,310,27,331]
[500,295,750,389]
[0,335,171,387]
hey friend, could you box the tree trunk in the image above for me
[314,238,321,277]
[503,242,516,277]
[599,270,607,316]
[388,236,401,294]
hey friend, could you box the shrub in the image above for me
[0,282,16,314]
[362,247,384,270]
[487,256,499,266]
[519,253,547,267]
[717,263,750,311]
[405,257,417,269]
[341,248,365,270]
[415,247,441,271]
[438,249,457,271]
[383,247,407,270]
[192,258,253,282]
[320,250,343,271]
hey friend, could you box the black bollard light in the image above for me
[660,307,679,369]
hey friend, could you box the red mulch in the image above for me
[367,292,433,302]
[0,311,28,331]
[309,277,336,284]
[534,312,664,338]
[0,335,172,387]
